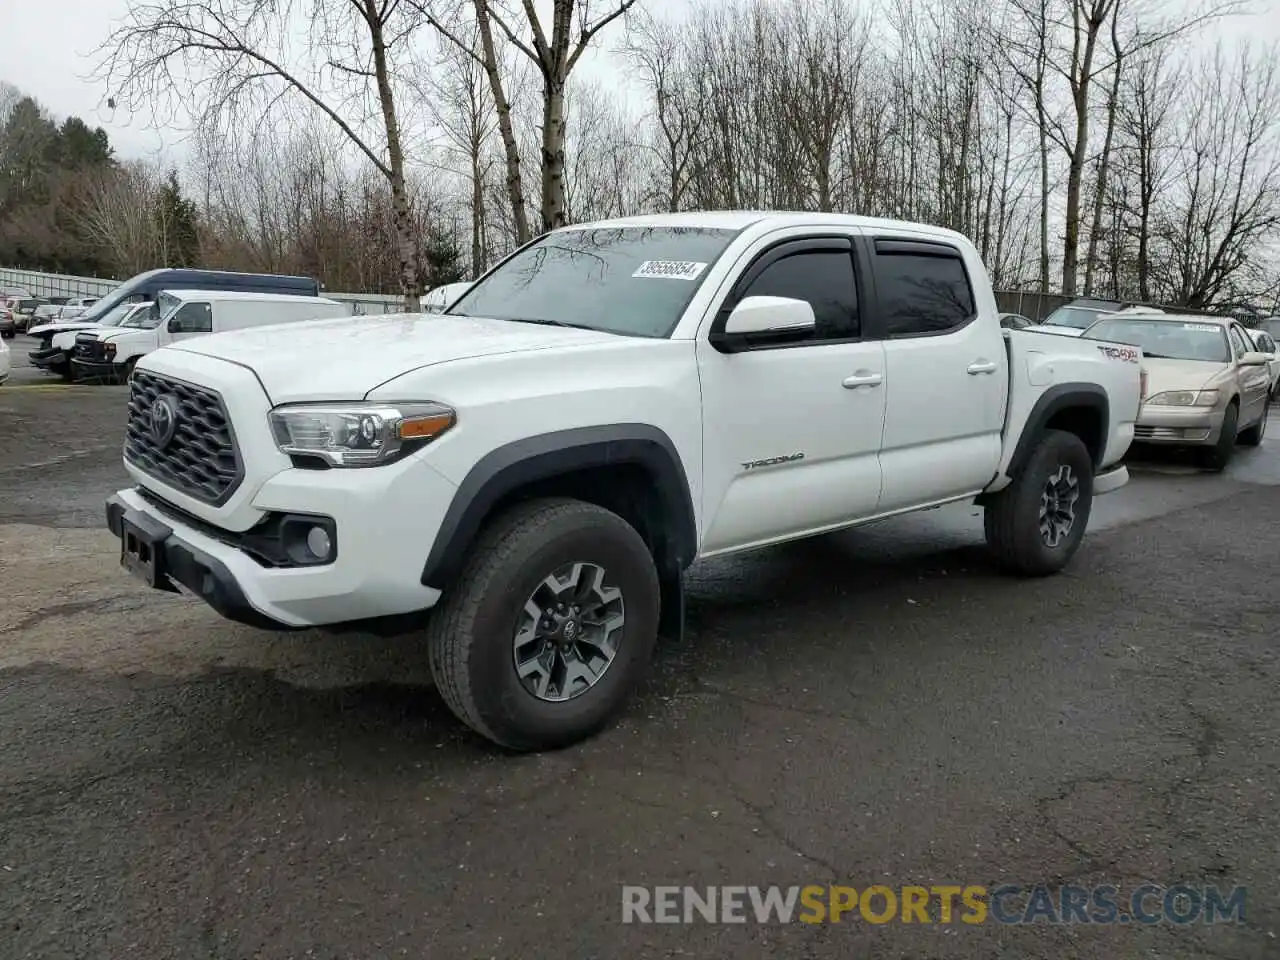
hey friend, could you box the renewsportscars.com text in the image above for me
[621,884,1247,926]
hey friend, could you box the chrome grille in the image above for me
[124,370,243,505]
[73,332,103,360]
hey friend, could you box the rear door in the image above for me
[864,237,1007,512]
[695,232,887,555]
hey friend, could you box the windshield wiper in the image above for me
[460,313,592,330]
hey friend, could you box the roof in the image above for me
[560,210,972,244]
[160,289,340,304]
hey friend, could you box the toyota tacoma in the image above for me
[105,212,1144,751]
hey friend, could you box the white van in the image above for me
[422,281,472,314]
[70,289,347,381]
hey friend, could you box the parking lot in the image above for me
[2,376,1278,959]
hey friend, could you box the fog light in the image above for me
[305,525,332,560]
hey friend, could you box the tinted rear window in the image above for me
[873,251,976,336]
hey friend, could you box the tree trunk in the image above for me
[540,77,568,232]
[366,0,420,311]
[474,0,530,245]
[1083,62,1122,296]
[1061,104,1089,298]
[470,137,484,277]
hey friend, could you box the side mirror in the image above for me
[167,315,182,333]
[1239,351,1270,366]
[713,296,816,352]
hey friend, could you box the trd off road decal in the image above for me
[632,260,709,280]
[1096,345,1140,363]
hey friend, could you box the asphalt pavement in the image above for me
[1,382,1278,959]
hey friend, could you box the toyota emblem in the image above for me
[149,395,179,448]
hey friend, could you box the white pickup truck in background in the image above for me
[105,212,1144,751]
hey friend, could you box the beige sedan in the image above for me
[1081,312,1271,471]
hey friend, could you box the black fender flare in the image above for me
[1005,382,1110,480]
[420,424,698,591]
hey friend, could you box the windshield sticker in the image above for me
[632,260,709,280]
[1096,344,1141,363]
[1182,323,1220,333]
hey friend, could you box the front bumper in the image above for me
[1133,405,1222,445]
[106,455,455,628]
[70,357,119,381]
[28,346,69,371]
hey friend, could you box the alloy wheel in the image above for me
[512,561,626,703]
[1039,464,1080,548]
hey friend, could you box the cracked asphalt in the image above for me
[1,382,1278,959]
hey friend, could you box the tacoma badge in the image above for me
[741,453,805,470]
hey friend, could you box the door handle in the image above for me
[967,360,998,375]
[843,371,883,388]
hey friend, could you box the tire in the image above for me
[426,497,660,752]
[1203,402,1239,471]
[1238,399,1267,447]
[984,429,1095,577]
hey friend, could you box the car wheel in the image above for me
[984,429,1095,577]
[426,497,660,752]
[1203,402,1240,471]
[1238,400,1267,447]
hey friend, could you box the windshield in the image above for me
[135,292,182,330]
[447,226,741,338]
[1086,318,1230,362]
[1043,305,1117,329]
[119,303,158,328]
[95,302,144,327]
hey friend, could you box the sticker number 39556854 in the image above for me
[632,260,709,280]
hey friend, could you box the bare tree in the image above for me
[95,0,429,309]
[76,162,165,276]
[424,22,499,276]
[426,0,637,233]
[1157,41,1280,307]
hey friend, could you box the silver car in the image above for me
[1082,312,1271,471]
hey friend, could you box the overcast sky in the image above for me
[2,0,1279,162]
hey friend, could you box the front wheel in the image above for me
[984,429,1095,577]
[1203,402,1239,471]
[426,497,660,752]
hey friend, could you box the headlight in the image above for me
[269,401,456,467]
[103,342,116,358]
[1146,389,1218,407]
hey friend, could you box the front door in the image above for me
[164,301,214,347]
[696,236,887,555]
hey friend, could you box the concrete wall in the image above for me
[0,267,405,316]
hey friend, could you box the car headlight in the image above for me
[269,402,456,467]
[1146,389,1218,407]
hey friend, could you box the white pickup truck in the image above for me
[106,212,1143,751]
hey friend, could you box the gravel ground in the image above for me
[1,383,1278,959]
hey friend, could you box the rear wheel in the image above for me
[984,429,1095,577]
[426,497,660,752]
[1203,402,1239,471]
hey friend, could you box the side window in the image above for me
[872,246,976,336]
[737,250,859,341]
[1228,326,1248,357]
[169,302,212,334]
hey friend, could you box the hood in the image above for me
[164,312,624,402]
[1142,357,1229,396]
[28,320,106,338]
